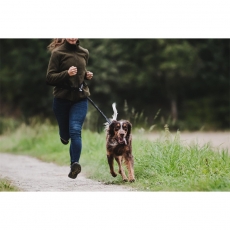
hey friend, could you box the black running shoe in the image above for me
[60,138,69,145]
[68,162,81,179]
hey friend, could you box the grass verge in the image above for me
[0,122,229,191]
[0,178,19,192]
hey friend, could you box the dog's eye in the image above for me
[114,126,120,131]
[122,125,128,131]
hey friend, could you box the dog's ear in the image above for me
[108,120,116,136]
[126,121,132,136]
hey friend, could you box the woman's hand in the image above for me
[86,71,93,80]
[68,66,77,76]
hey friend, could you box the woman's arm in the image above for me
[46,51,69,86]
[83,49,93,80]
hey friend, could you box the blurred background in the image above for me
[0,39,229,133]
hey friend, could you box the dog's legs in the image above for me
[107,154,117,177]
[115,156,128,182]
[124,155,135,182]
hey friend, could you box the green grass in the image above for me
[0,122,70,165]
[0,179,19,192]
[0,122,229,191]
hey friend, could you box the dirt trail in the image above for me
[178,132,230,151]
[0,153,134,192]
[144,132,230,151]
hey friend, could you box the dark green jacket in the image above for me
[46,40,90,101]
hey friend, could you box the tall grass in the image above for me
[133,132,230,191]
[0,122,229,191]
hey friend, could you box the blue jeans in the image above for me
[53,98,88,165]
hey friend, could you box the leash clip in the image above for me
[79,84,83,92]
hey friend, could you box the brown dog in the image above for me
[105,103,135,182]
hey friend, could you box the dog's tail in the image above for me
[104,103,118,130]
[111,103,118,121]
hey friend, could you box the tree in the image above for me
[0,39,52,119]
[0,38,229,130]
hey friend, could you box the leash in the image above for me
[78,83,111,124]
[86,96,111,125]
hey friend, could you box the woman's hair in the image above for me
[47,38,65,51]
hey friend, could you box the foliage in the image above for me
[0,39,229,130]
[0,39,53,120]
[0,123,229,191]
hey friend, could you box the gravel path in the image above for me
[178,132,230,151]
[0,153,134,192]
[144,132,230,151]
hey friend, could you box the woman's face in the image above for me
[66,38,78,44]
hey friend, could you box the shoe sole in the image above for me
[68,162,81,179]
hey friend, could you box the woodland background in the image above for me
[0,39,229,132]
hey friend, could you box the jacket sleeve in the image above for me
[84,50,89,80]
[46,51,69,85]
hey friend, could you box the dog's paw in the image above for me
[110,171,117,177]
[122,175,128,182]
[129,178,135,183]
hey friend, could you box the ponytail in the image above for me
[47,38,65,51]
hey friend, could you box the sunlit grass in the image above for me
[0,122,229,191]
